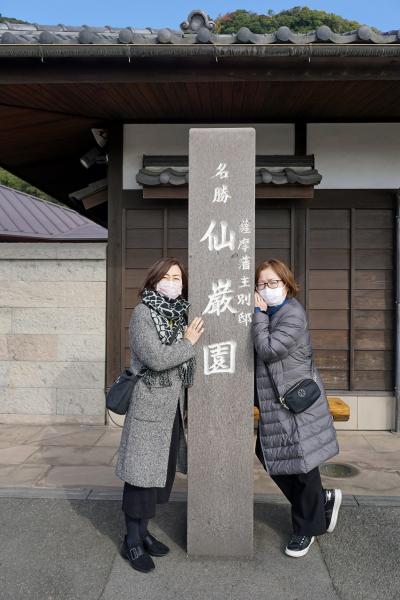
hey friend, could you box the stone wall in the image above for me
[0,243,107,424]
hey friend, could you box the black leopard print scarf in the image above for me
[139,288,196,388]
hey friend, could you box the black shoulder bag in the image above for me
[106,369,139,415]
[105,318,183,415]
[265,359,321,414]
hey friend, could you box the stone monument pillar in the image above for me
[187,128,256,558]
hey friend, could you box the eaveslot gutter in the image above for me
[1,44,400,59]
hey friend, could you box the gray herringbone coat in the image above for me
[115,303,196,487]
[252,297,339,476]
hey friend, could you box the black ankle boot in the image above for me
[120,536,155,573]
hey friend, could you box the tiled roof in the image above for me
[137,156,322,187]
[0,10,399,46]
[0,184,107,241]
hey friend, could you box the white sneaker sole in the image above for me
[285,536,315,558]
[327,488,342,533]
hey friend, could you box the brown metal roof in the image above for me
[0,184,107,241]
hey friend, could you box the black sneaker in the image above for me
[325,488,342,533]
[143,531,170,557]
[285,534,315,557]
[120,536,155,573]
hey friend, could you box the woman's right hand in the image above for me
[184,317,205,345]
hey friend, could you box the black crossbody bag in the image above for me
[105,319,183,415]
[265,359,321,414]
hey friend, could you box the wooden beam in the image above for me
[256,185,314,199]
[106,125,123,391]
[295,122,307,155]
[142,187,188,199]
[142,185,314,199]
[82,190,108,210]
[1,60,400,85]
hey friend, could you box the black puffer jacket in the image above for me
[252,297,339,475]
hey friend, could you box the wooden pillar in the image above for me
[187,128,255,557]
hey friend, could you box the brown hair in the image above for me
[255,258,300,298]
[138,257,188,299]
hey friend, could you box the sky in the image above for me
[1,1,399,32]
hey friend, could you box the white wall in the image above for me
[308,123,400,189]
[123,123,294,189]
[0,243,107,425]
[124,122,400,190]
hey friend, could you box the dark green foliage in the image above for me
[216,6,366,34]
[0,14,28,24]
[0,168,63,205]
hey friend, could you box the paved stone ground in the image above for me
[1,425,399,600]
[0,497,399,600]
[0,425,400,497]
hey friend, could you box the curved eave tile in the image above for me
[0,21,399,45]
[136,168,189,186]
[137,166,322,187]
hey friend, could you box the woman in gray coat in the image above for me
[116,257,204,573]
[252,258,342,558]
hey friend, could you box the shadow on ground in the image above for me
[1,498,399,600]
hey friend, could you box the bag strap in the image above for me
[265,355,317,403]
[265,362,282,402]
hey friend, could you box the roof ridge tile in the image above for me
[1,10,399,45]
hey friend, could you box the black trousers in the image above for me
[122,405,180,519]
[271,468,327,536]
[256,429,327,536]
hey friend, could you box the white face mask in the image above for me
[259,285,286,306]
[156,279,182,299]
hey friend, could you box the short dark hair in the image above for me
[138,257,188,299]
[255,258,300,298]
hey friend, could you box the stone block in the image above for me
[0,388,56,414]
[362,432,400,453]
[0,336,8,360]
[0,414,105,425]
[0,362,10,386]
[25,444,116,466]
[26,425,105,445]
[0,424,44,443]
[0,260,106,282]
[56,389,105,416]
[0,308,12,333]
[7,335,58,361]
[0,281,106,308]
[57,334,105,361]
[0,242,106,260]
[357,395,395,430]
[0,444,39,464]
[6,360,105,389]
[36,465,122,488]
[0,464,49,486]
[335,431,373,452]
[13,308,105,334]
[321,467,400,496]
[95,429,122,446]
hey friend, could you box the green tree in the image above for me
[215,6,367,34]
[0,14,28,24]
